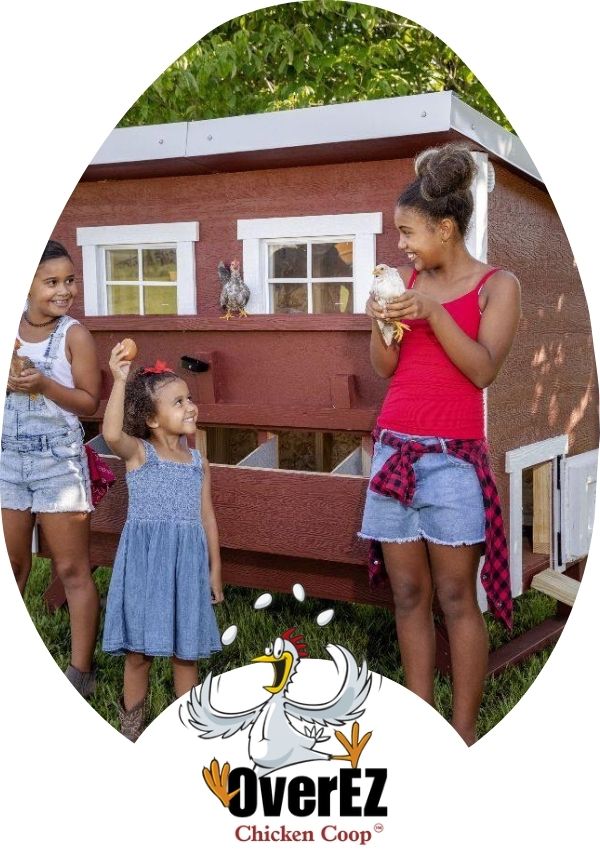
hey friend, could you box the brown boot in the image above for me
[65,664,97,699]
[118,697,147,742]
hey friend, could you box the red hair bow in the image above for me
[141,359,173,375]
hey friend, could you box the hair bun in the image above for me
[415,143,477,201]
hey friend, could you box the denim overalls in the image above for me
[0,316,92,513]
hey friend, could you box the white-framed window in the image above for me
[76,222,198,316]
[237,213,382,314]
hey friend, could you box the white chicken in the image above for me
[371,264,411,345]
[183,628,373,806]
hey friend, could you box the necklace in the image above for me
[23,313,60,328]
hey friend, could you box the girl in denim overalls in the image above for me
[1,240,101,697]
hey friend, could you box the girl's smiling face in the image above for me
[149,378,198,436]
[394,205,443,271]
[28,257,77,319]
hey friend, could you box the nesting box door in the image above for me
[556,450,598,568]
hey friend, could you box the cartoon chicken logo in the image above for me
[182,627,373,807]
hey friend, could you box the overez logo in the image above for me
[180,627,388,820]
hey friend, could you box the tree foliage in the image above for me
[119,1,511,130]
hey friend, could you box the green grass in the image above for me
[24,557,558,738]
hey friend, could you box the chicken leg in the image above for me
[331,721,372,769]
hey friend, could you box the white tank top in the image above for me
[17,317,80,430]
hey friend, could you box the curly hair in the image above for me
[397,143,477,237]
[123,367,179,438]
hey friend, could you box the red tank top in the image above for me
[377,267,500,439]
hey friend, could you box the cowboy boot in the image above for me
[65,664,97,699]
[118,697,147,742]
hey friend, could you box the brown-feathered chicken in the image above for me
[218,259,250,319]
[371,264,411,344]
[9,338,39,398]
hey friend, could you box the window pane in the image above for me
[312,242,353,277]
[312,282,353,314]
[142,248,177,282]
[143,285,178,314]
[106,249,139,281]
[107,284,140,315]
[269,244,307,278]
[271,282,308,314]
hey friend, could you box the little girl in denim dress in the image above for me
[101,344,223,741]
[361,143,521,745]
[1,239,101,697]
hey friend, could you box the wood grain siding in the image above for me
[80,326,387,422]
[487,163,598,533]
[45,153,598,597]
[53,157,415,319]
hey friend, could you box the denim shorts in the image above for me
[359,430,485,546]
[0,428,93,514]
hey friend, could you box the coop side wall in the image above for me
[487,163,599,579]
[54,157,417,318]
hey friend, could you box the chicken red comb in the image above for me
[281,627,309,658]
[141,359,174,375]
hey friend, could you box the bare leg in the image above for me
[429,543,488,746]
[37,512,99,672]
[124,652,153,709]
[381,541,435,705]
[172,657,199,698]
[2,509,36,594]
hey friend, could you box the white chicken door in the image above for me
[555,449,598,570]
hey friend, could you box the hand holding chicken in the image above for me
[369,264,411,345]
[8,339,40,398]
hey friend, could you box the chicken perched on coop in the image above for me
[218,259,250,319]
[9,339,38,398]
[371,263,411,344]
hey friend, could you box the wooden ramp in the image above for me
[531,568,580,607]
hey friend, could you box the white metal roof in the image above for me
[91,91,541,182]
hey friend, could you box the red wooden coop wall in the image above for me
[45,154,597,601]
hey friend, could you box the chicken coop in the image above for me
[39,91,598,671]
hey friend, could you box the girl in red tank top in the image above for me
[361,143,521,745]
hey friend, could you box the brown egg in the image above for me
[120,338,138,361]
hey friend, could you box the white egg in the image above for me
[254,593,273,610]
[221,625,238,645]
[292,583,306,602]
[316,609,335,626]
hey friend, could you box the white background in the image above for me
[0,1,597,847]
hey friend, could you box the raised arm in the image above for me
[102,343,144,464]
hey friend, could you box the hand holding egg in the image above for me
[109,338,137,382]
[120,338,138,361]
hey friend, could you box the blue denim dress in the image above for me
[0,316,92,513]
[102,440,222,661]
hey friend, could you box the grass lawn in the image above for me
[23,556,558,739]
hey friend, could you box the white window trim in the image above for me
[76,222,199,316]
[505,434,569,596]
[237,213,382,313]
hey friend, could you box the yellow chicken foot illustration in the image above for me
[331,721,372,769]
[202,758,240,808]
[392,322,411,343]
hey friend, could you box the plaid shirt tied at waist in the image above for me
[367,428,513,630]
